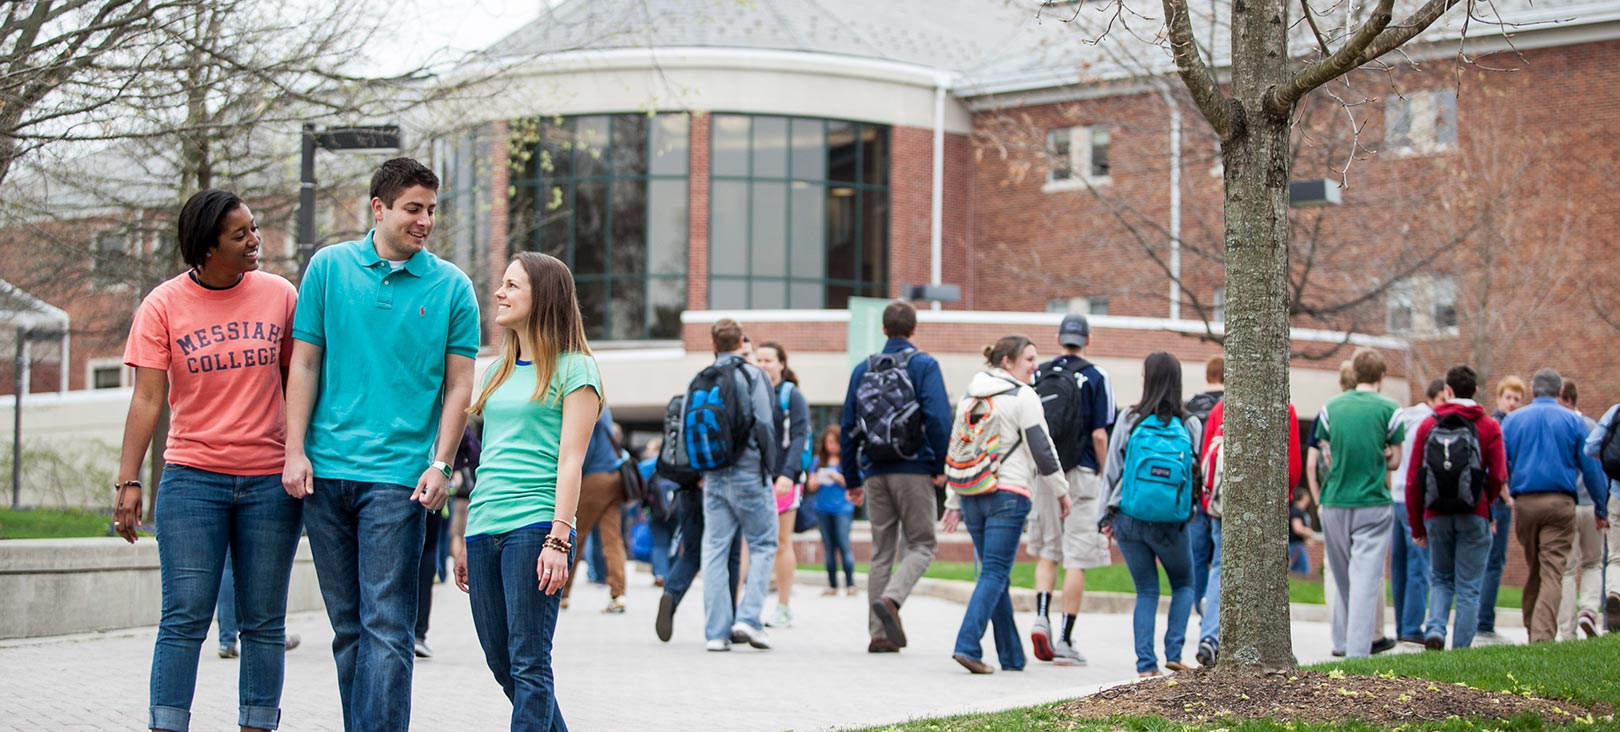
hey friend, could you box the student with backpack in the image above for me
[650,395,741,644]
[1192,394,1301,667]
[756,342,811,629]
[940,336,1071,674]
[1026,314,1115,666]
[1388,380,1446,645]
[690,319,787,652]
[1403,365,1507,650]
[1184,356,1225,620]
[1097,352,1203,677]
[839,300,953,653]
[1582,398,1620,632]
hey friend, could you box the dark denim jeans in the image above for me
[150,465,302,732]
[416,507,443,641]
[1425,514,1493,648]
[664,488,739,608]
[1391,506,1431,640]
[1478,499,1513,633]
[1198,517,1223,644]
[1114,514,1195,674]
[304,479,426,732]
[467,525,573,732]
[647,512,677,581]
[953,490,1030,670]
[818,510,857,588]
[1187,506,1214,613]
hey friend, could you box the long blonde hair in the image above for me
[469,252,595,414]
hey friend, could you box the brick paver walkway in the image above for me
[1,568,1473,731]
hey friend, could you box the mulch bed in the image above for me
[1059,668,1614,727]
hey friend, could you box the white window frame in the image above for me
[1044,126,1112,192]
[1385,90,1458,158]
[1386,274,1459,338]
[1212,286,1226,324]
[86,358,131,390]
[1046,296,1109,316]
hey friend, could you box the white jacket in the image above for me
[944,368,1069,509]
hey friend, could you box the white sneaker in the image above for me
[730,622,772,649]
[1052,638,1087,666]
[705,639,731,652]
[413,638,433,658]
[766,603,793,628]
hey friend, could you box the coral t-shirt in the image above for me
[123,270,297,475]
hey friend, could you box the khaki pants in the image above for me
[1514,492,1576,643]
[865,473,938,640]
[563,471,628,599]
[1558,504,1601,638]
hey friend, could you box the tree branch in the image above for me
[1161,0,1230,138]
[1269,0,1395,115]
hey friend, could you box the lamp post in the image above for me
[297,124,403,272]
[12,327,66,509]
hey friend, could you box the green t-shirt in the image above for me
[466,353,602,537]
[1314,389,1405,508]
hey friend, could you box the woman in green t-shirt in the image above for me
[456,251,601,732]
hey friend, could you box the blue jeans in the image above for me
[583,528,605,583]
[150,465,302,732]
[1425,514,1492,649]
[1113,514,1195,674]
[953,491,1030,670]
[466,526,572,732]
[665,488,739,607]
[818,511,857,588]
[1478,499,1513,633]
[1187,507,1214,613]
[304,479,426,732]
[701,465,778,641]
[1198,518,1222,644]
[1391,506,1431,640]
[1288,541,1311,575]
[648,512,677,581]
[217,549,238,646]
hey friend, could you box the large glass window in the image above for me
[710,115,888,310]
[508,113,690,340]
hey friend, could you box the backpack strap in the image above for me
[778,381,794,414]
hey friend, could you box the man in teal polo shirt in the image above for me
[282,157,479,732]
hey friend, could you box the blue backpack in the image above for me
[778,382,814,476]
[1119,413,1196,523]
[683,360,755,472]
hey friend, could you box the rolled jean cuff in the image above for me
[240,705,281,730]
[150,706,190,732]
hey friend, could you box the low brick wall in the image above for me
[0,537,323,640]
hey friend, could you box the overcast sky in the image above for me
[364,0,548,76]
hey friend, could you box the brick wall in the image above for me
[687,113,711,311]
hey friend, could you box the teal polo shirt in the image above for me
[292,231,481,487]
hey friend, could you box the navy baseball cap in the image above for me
[1058,314,1090,348]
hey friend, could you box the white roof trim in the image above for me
[489,46,957,89]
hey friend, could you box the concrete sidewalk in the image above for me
[0,569,1512,732]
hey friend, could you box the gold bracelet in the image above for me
[552,517,575,530]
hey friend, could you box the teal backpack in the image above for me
[1119,412,1196,523]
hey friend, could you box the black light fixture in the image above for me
[1289,179,1341,207]
[905,283,961,303]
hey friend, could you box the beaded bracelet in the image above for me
[543,536,573,554]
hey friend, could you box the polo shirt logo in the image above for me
[420,306,426,316]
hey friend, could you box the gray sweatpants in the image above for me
[864,473,938,640]
[1322,505,1393,658]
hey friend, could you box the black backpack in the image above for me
[1185,391,1222,423]
[1419,413,1486,514]
[655,393,700,485]
[682,360,756,472]
[1033,358,1093,472]
[1600,411,1620,483]
[853,349,925,463]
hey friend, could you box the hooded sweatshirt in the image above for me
[942,368,1068,510]
[1403,399,1508,539]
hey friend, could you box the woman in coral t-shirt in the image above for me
[113,189,300,732]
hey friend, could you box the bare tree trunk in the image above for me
[1214,0,1297,672]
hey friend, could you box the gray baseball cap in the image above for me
[1058,314,1090,348]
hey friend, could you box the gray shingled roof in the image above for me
[489,0,1619,90]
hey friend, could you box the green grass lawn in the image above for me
[856,635,1620,731]
[0,507,118,539]
[801,560,1521,608]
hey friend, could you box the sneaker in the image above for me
[730,622,771,650]
[872,597,907,648]
[1370,637,1397,654]
[1196,638,1218,667]
[953,654,995,674]
[867,638,901,653]
[1607,593,1620,633]
[845,585,859,597]
[1474,630,1504,645]
[1578,611,1598,639]
[1398,636,1427,646]
[705,639,731,652]
[821,587,837,597]
[766,603,793,628]
[414,638,433,658]
[1051,638,1087,666]
[284,633,301,652]
[1424,634,1445,651]
[1030,616,1054,662]
[604,596,626,614]
[218,643,239,659]
[655,594,676,643]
